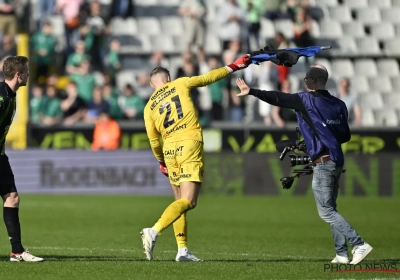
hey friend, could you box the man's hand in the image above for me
[227,54,251,72]
[159,161,168,177]
[236,78,250,96]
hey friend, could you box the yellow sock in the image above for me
[173,213,187,249]
[152,199,192,234]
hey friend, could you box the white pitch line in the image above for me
[29,246,137,252]
[28,246,306,259]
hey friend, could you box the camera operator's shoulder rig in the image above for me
[275,128,313,190]
[276,128,346,190]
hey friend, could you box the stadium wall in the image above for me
[30,125,400,153]
[8,150,400,197]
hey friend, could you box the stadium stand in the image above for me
[0,0,399,127]
[349,76,369,94]
[328,6,352,22]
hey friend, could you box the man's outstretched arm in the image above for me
[236,78,306,112]
[249,88,305,111]
[182,54,251,89]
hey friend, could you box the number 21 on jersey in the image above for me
[159,95,184,128]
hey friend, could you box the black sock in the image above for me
[3,207,24,253]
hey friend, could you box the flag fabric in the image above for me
[250,46,329,67]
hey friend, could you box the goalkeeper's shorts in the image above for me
[163,139,204,185]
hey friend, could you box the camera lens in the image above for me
[290,155,311,166]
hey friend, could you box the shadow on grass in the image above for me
[1,255,399,263]
[0,255,156,262]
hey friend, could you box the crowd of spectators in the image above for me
[0,0,364,131]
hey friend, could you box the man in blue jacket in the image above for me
[235,64,372,265]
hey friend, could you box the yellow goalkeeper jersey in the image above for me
[144,66,230,161]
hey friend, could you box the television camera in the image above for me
[276,128,346,190]
[275,128,313,190]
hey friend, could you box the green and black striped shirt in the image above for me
[0,82,16,155]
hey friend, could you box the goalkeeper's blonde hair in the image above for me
[150,67,170,83]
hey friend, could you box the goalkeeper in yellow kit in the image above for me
[141,54,251,261]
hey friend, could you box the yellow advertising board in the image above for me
[5,34,29,149]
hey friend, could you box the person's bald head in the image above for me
[304,64,329,91]
[311,64,327,71]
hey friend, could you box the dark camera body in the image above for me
[276,128,313,189]
[276,127,345,190]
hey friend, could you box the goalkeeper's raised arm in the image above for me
[143,53,251,163]
[180,54,251,89]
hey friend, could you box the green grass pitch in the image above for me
[0,195,398,280]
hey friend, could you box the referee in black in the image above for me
[235,64,372,265]
[0,56,43,262]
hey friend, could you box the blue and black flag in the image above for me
[250,46,331,67]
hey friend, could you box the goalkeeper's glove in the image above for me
[226,54,251,72]
[159,161,168,177]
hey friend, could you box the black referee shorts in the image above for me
[0,154,17,197]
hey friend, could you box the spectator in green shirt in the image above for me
[118,84,145,120]
[79,23,95,53]
[40,85,63,126]
[86,0,107,72]
[207,57,227,121]
[104,39,121,84]
[69,60,96,103]
[66,40,91,75]
[239,0,265,52]
[30,84,45,124]
[103,83,123,120]
[31,21,56,82]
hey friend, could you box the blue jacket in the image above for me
[249,89,351,167]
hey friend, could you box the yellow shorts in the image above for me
[163,139,204,185]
